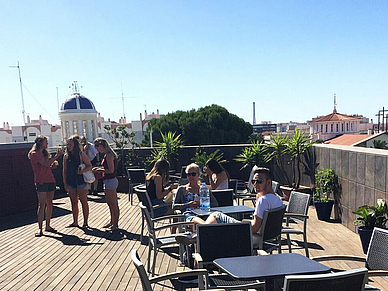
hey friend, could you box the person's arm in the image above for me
[154,175,171,199]
[39,149,64,167]
[210,171,228,190]
[251,215,262,234]
[78,152,92,174]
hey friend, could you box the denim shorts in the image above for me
[184,212,197,222]
[214,212,239,224]
[36,182,56,192]
[103,177,119,190]
[68,183,90,190]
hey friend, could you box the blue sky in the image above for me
[1,1,387,127]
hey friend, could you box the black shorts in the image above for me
[36,182,56,192]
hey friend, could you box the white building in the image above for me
[309,109,373,142]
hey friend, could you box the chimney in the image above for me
[145,110,148,118]
[253,102,256,125]
[27,115,31,123]
[140,113,143,121]
[157,109,159,117]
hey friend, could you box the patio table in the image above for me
[190,205,254,220]
[213,253,331,291]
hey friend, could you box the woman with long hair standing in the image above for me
[203,158,229,190]
[146,159,177,217]
[63,135,92,228]
[93,138,120,230]
[28,135,64,237]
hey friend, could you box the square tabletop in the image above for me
[190,205,254,217]
[214,253,331,280]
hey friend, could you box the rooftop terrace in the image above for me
[0,192,387,291]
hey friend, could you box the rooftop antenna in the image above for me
[333,93,337,113]
[121,82,126,119]
[69,81,82,93]
[9,61,26,125]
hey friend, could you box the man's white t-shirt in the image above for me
[254,193,283,219]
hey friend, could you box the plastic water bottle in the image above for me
[199,183,210,211]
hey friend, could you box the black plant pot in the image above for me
[357,227,373,254]
[314,200,334,221]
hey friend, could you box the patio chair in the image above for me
[131,249,208,290]
[312,227,388,289]
[193,222,265,290]
[211,189,234,207]
[126,167,146,205]
[140,202,195,276]
[281,191,311,257]
[283,267,368,291]
[253,204,287,253]
[134,186,182,244]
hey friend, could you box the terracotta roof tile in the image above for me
[311,112,361,122]
[324,134,372,146]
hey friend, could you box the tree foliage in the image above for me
[142,105,252,146]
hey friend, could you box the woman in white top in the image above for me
[203,158,229,190]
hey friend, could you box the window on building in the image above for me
[342,123,344,131]
[331,124,333,132]
[326,124,328,132]
[346,123,349,131]
[321,124,323,132]
[65,121,70,138]
[316,125,318,132]
[351,123,353,131]
[336,124,339,132]
[82,120,88,139]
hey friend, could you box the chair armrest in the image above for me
[368,270,388,277]
[284,213,309,219]
[152,202,172,209]
[154,221,194,232]
[311,255,366,263]
[152,214,185,222]
[149,268,208,283]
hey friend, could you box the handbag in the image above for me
[79,163,96,183]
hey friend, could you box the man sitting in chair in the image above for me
[177,167,283,246]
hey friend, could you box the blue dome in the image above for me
[60,93,96,111]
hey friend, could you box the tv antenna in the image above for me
[69,81,82,93]
[9,61,26,124]
[333,93,337,113]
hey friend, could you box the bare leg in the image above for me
[77,189,89,226]
[37,192,47,234]
[45,191,54,229]
[204,212,219,224]
[105,189,119,227]
[68,189,79,226]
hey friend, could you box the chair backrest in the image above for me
[131,249,153,291]
[211,189,234,207]
[134,187,154,215]
[287,191,311,216]
[272,180,280,194]
[283,267,368,291]
[196,222,253,264]
[178,178,188,185]
[366,227,388,271]
[229,179,238,195]
[139,202,156,235]
[246,165,259,193]
[259,204,287,241]
[126,168,146,184]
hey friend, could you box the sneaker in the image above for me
[175,233,197,245]
[178,275,199,284]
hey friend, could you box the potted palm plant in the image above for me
[353,199,388,254]
[314,168,339,221]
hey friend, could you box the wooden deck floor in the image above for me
[0,192,387,291]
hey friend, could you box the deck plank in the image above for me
[0,192,387,291]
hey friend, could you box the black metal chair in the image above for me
[312,227,388,290]
[211,189,234,207]
[131,249,208,290]
[283,267,368,291]
[126,167,146,205]
[282,191,311,257]
[253,204,287,254]
[193,222,265,290]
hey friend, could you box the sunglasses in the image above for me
[187,172,197,177]
[251,178,263,184]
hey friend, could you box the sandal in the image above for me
[107,225,118,231]
[82,224,89,229]
[102,222,112,228]
[35,230,43,237]
[66,223,79,228]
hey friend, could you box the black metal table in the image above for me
[214,253,331,291]
[190,205,254,220]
